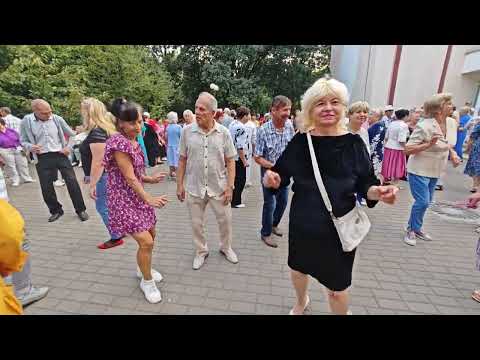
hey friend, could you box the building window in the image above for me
[475,85,480,112]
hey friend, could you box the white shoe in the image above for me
[289,295,311,315]
[54,179,65,187]
[193,253,209,270]
[403,230,417,246]
[11,181,20,187]
[136,266,163,282]
[140,279,162,303]
[23,178,36,183]
[347,310,353,315]
[414,230,433,241]
[233,204,246,208]
[220,248,238,264]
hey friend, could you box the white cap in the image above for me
[384,105,394,111]
[143,112,150,118]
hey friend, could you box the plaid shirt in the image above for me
[3,115,22,134]
[255,120,295,165]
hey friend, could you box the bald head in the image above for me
[31,99,53,121]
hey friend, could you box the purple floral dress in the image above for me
[104,133,156,235]
[476,238,480,271]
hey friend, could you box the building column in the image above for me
[387,45,403,105]
[438,45,453,93]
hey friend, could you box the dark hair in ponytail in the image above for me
[109,97,140,125]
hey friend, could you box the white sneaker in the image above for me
[11,181,20,187]
[23,178,36,183]
[54,179,65,187]
[17,286,49,307]
[193,253,209,270]
[140,279,162,303]
[220,248,238,264]
[403,230,417,246]
[414,230,433,241]
[136,266,163,282]
[233,204,246,208]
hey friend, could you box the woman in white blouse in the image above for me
[403,93,461,246]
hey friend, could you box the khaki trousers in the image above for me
[0,148,32,184]
[187,194,233,257]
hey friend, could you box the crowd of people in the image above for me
[1,76,480,314]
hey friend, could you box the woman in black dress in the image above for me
[264,77,398,315]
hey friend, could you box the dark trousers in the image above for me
[232,160,246,207]
[36,152,86,215]
[260,167,288,237]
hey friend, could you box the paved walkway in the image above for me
[8,161,480,315]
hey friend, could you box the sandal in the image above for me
[97,238,125,250]
[472,290,480,303]
[289,295,311,315]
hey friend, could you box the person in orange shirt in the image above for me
[0,199,28,315]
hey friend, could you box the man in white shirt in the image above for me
[229,106,249,208]
[176,92,239,270]
[382,105,395,127]
[244,114,257,187]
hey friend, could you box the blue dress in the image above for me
[464,123,480,177]
[455,115,471,159]
[368,119,387,177]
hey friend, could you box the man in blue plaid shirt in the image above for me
[254,96,294,248]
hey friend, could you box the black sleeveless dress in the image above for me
[271,133,380,291]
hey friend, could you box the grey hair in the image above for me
[0,107,11,114]
[223,107,231,116]
[167,111,178,123]
[198,92,218,112]
[183,109,193,117]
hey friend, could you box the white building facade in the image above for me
[330,45,480,111]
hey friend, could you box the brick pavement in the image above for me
[7,161,480,315]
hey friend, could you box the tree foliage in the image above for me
[151,45,330,114]
[0,45,174,125]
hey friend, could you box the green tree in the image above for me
[0,45,174,125]
[150,45,330,114]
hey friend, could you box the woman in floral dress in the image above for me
[466,191,480,303]
[464,122,480,193]
[104,99,168,304]
[367,108,387,182]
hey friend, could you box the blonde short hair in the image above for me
[348,101,370,116]
[460,106,471,116]
[423,93,453,118]
[301,77,349,131]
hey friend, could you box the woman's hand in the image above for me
[263,169,281,189]
[468,192,480,207]
[369,185,398,204]
[429,135,441,147]
[89,186,97,201]
[146,195,168,208]
[150,172,168,184]
[450,152,462,168]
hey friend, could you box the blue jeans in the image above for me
[261,169,288,237]
[407,172,438,232]
[96,174,122,240]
